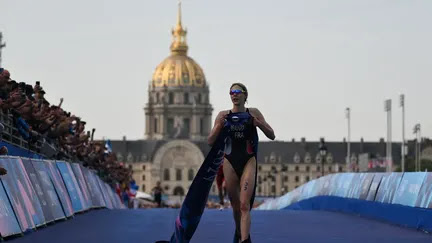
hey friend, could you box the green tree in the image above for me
[395,158,432,172]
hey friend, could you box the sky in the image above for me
[0,0,431,142]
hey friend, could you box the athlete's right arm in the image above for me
[207,111,227,146]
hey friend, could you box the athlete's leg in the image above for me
[223,158,241,238]
[216,165,225,205]
[239,157,257,241]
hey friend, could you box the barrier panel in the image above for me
[96,176,113,209]
[393,172,426,207]
[318,174,334,196]
[70,163,92,210]
[366,173,384,201]
[21,158,55,223]
[31,159,65,221]
[82,168,105,208]
[44,161,74,217]
[375,173,403,204]
[0,155,128,238]
[0,157,37,232]
[56,161,85,213]
[0,179,21,237]
[334,173,355,197]
[416,173,432,208]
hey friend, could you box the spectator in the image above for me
[152,181,164,208]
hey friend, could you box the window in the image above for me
[200,118,204,135]
[188,169,194,181]
[306,176,310,182]
[317,166,321,172]
[295,176,299,182]
[142,175,145,181]
[156,92,160,103]
[328,166,332,172]
[176,169,182,181]
[295,166,299,172]
[154,117,158,133]
[128,164,133,169]
[167,118,174,135]
[183,118,190,136]
[164,185,169,191]
[258,166,262,171]
[142,165,146,171]
[258,186,262,193]
[306,166,310,172]
[184,93,189,104]
[283,176,288,182]
[142,185,146,191]
[169,92,174,104]
[339,166,343,172]
[198,93,202,104]
[164,169,170,181]
[271,185,276,193]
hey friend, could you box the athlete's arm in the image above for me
[207,111,227,146]
[250,108,275,140]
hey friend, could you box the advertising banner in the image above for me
[0,179,22,237]
[70,163,91,210]
[82,168,105,208]
[416,173,432,208]
[375,173,403,204]
[44,161,74,217]
[31,159,65,220]
[56,161,85,213]
[366,173,384,201]
[0,157,37,232]
[96,177,113,209]
[393,172,426,207]
[21,158,54,223]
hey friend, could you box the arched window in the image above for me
[164,169,170,181]
[188,169,194,181]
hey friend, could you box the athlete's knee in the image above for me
[240,200,250,213]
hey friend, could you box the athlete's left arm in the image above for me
[250,108,275,140]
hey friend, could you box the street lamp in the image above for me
[319,138,327,177]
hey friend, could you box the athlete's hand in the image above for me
[217,114,227,128]
[252,116,263,127]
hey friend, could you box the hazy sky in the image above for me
[1,0,431,142]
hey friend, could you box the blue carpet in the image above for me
[7,208,432,243]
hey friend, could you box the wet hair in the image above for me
[230,82,248,101]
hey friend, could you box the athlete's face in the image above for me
[230,85,246,106]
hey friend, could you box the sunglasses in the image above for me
[229,89,245,95]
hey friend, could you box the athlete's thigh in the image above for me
[239,157,257,204]
[223,158,240,202]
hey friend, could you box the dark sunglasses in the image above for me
[229,89,245,95]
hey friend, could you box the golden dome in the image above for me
[151,2,206,88]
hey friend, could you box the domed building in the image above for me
[144,3,212,141]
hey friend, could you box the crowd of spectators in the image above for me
[0,67,132,186]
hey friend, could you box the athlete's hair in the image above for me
[230,82,248,102]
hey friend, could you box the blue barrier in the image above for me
[56,161,85,213]
[0,156,125,239]
[375,173,403,204]
[416,173,432,208]
[0,178,21,237]
[21,158,55,223]
[44,160,74,217]
[30,159,65,221]
[393,172,427,207]
[70,163,92,209]
[285,196,432,233]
